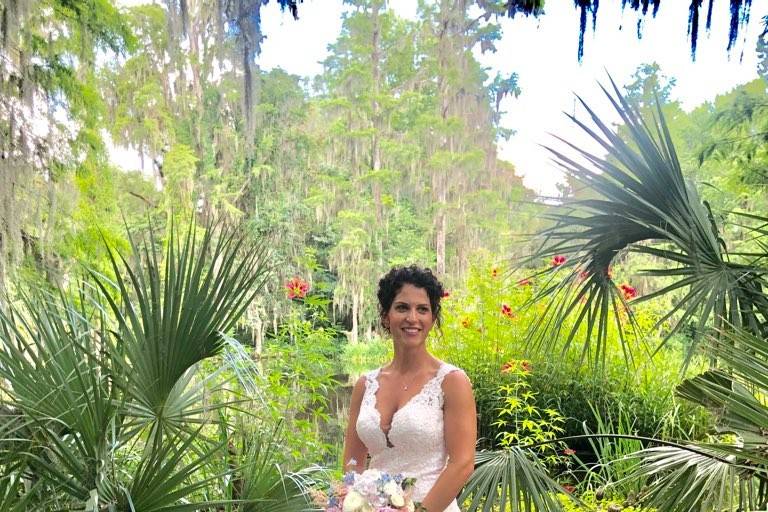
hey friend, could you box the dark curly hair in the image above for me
[377,265,445,327]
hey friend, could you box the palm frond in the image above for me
[90,219,271,432]
[624,445,741,512]
[240,424,319,512]
[523,76,768,367]
[459,448,571,512]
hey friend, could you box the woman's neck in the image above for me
[388,346,438,374]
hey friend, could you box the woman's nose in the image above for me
[407,308,417,321]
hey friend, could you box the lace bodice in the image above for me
[356,362,464,512]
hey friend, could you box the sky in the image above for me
[257,0,768,196]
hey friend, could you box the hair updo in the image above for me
[377,265,445,327]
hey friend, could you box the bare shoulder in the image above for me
[349,374,368,404]
[442,367,473,396]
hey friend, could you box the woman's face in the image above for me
[383,283,435,348]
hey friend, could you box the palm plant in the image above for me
[0,221,311,510]
[461,79,768,511]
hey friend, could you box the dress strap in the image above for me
[361,368,381,406]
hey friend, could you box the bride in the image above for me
[342,265,477,512]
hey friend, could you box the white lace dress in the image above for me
[355,362,464,512]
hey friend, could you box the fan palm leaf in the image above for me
[90,219,271,434]
[459,448,572,512]
[524,76,768,367]
[619,326,768,511]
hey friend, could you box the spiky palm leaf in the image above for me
[240,424,319,512]
[525,77,768,367]
[0,220,273,509]
[618,327,768,511]
[459,448,572,512]
[91,220,271,435]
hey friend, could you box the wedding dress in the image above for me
[356,361,463,512]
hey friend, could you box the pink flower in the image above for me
[285,276,310,299]
[551,255,567,267]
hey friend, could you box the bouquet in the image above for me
[322,469,421,512]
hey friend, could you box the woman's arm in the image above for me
[342,376,369,474]
[420,370,477,512]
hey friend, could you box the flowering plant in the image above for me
[324,469,420,512]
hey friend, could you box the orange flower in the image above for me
[285,276,310,299]
[461,317,472,328]
[491,267,499,278]
[501,360,517,373]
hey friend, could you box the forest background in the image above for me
[2,0,768,510]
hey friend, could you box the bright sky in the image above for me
[258,0,768,196]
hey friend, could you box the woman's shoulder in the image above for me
[438,361,472,388]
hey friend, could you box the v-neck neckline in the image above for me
[372,362,445,447]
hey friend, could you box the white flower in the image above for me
[342,490,368,512]
[383,481,400,498]
[389,492,405,508]
[406,500,415,512]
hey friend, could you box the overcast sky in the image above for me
[258,0,768,196]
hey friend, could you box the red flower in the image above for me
[501,304,515,319]
[517,278,532,286]
[500,360,516,373]
[551,255,567,267]
[563,448,576,456]
[619,283,637,300]
[561,484,575,494]
[521,360,532,373]
[578,270,590,281]
[285,276,310,299]
[441,290,450,298]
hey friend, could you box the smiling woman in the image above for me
[341,265,477,512]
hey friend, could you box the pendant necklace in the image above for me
[401,371,421,391]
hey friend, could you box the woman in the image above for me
[342,265,477,512]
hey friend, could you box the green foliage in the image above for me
[557,491,655,512]
[493,362,568,469]
[433,262,708,450]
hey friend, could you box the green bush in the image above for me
[432,262,710,450]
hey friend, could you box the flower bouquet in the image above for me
[322,469,421,512]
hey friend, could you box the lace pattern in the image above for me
[356,361,464,512]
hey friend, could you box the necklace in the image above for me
[400,371,421,391]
